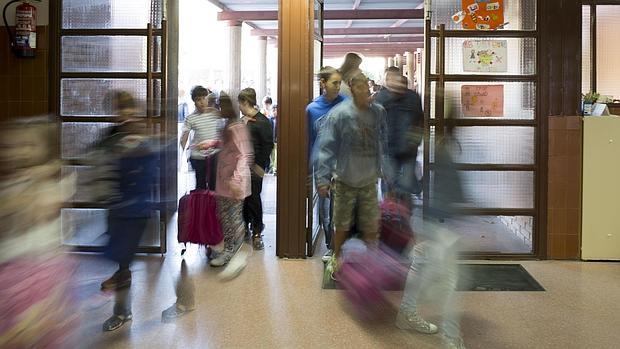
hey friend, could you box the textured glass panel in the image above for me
[152,79,162,117]
[61,79,147,116]
[62,0,157,29]
[61,209,161,247]
[61,165,93,202]
[431,171,534,209]
[62,36,147,72]
[431,126,534,164]
[582,6,591,95]
[432,38,536,75]
[61,122,115,159]
[431,82,535,119]
[152,36,162,73]
[596,5,620,99]
[61,208,108,246]
[434,215,533,253]
[431,0,536,31]
[429,80,436,119]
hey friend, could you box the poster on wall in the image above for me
[461,85,504,117]
[453,0,505,30]
[462,40,507,72]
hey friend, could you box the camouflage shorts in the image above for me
[332,180,379,234]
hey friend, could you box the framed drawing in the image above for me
[463,40,507,72]
[461,85,504,117]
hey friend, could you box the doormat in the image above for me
[322,263,545,291]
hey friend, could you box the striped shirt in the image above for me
[183,111,224,159]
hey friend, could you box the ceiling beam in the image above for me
[345,0,363,29]
[323,49,420,58]
[217,9,424,21]
[323,43,423,49]
[324,36,423,44]
[251,27,424,36]
[205,0,261,30]
[323,44,423,56]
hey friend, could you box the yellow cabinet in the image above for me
[582,116,620,260]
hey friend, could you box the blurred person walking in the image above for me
[306,66,347,261]
[238,88,274,250]
[0,117,78,348]
[196,92,253,266]
[94,91,161,331]
[180,86,223,190]
[338,52,363,98]
[314,72,392,278]
[396,116,467,349]
[374,67,424,204]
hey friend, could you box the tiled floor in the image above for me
[68,173,620,349]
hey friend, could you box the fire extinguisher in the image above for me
[3,0,39,58]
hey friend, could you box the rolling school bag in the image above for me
[177,189,223,255]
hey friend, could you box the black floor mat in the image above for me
[323,263,545,291]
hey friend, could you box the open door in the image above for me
[306,0,324,257]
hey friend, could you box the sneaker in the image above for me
[321,249,334,262]
[100,270,131,291]
[218,247,250,281]
[442,334,467,349]
[324,255,340,281]
[161,303,194,323]
[102,313,132,332]
[395,310,438,334]
[252,235,264,250]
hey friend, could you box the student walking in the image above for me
[306,66,347,260]
[180,86,223,190]
[197,92,254,266]
[238,88,274,250]
[314,72,392,277]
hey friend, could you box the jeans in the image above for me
[318,194,334,249]
[400,219,462,338]
[386,157,420,196]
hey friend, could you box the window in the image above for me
[582,4,620,101]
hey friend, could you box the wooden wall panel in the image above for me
[539,0,583,259]
[547,116,582,259]
[277,0,313,258]
[0,26,50,120]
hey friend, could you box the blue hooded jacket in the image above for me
[306,94,347,157]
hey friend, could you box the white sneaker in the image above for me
[218,247,250,281]
[321,249,334,262]
[209,251,232,267]
[395,310,438,334]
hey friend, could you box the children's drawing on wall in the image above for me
[461,85,504,117]
[463,40,507,72]
[453,0,506,30]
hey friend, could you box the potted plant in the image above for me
[582,91,600,116]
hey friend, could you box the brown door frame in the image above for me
[276,0,315,258]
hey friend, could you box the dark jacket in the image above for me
[246,112,274,170]
[374,88,424,160]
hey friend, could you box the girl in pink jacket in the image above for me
[197,92,253,267]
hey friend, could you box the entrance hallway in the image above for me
[72,240,620,348]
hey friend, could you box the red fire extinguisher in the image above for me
[3,0,38,58]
